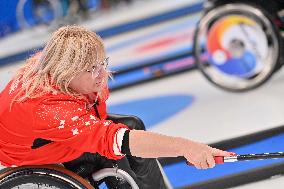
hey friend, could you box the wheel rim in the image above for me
[194,4,279,91]
[0,166,92,189]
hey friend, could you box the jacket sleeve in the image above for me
[33,97,129,160]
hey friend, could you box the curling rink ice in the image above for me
[1,0,284,188]
[109,67,284,143]
[232,175,284,189]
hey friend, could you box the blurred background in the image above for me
[1,0,284,188]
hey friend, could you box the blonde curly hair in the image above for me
[11,25,108,103]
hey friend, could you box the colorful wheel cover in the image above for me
[206,15,268,78]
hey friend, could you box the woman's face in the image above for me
[68,59,109,94]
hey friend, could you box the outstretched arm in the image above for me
[128,130,234,169]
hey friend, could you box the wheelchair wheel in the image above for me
[16,0,63,29]
[193,3,283,92]
[0,165,93,189]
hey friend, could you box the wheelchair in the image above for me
[193,0,284,92]
[0,164,139,189]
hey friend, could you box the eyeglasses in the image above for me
[86,57,109,79]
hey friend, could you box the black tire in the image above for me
[0,165,93,189]
[193,2,283,92]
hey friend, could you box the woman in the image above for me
[0,26,234,188]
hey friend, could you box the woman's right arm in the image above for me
[128,130,234,169]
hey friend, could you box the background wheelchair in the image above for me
[193,0,284,92]
[0,164,140,189]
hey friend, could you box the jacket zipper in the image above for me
[93,102,101,120]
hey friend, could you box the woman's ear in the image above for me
[68,76,79,92]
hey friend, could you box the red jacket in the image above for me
[0,80,128,167]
